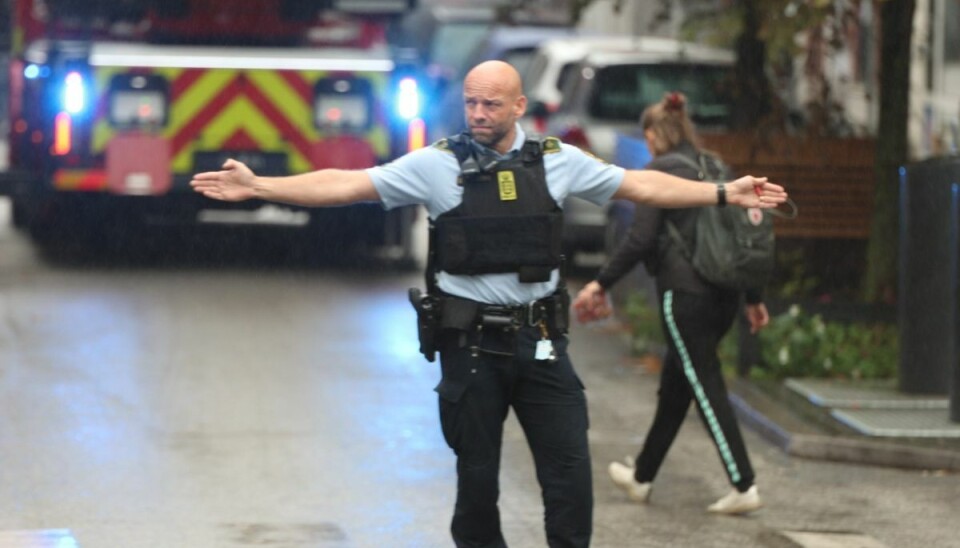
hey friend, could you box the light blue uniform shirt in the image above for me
[367,125,625,305]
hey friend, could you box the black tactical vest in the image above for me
[430,134,564,283]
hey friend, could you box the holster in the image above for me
[551,289,571,334]
[409,287,571,362]
[409,288,441,362]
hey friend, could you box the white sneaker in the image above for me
[608,459,651,502]
[707,485,762,515]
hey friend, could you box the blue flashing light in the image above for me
[396,77,421,121]
[24,64,41,79]
[64,71,86,114]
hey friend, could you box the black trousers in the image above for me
[435,326,592,548]
[635,289,755,492]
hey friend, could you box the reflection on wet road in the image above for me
[0,219,456,547]
[3,206,959,548]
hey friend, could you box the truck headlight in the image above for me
[315,94,370,129]
[110,90,167,126]
[108,74,169,128]
[314,77,372,131]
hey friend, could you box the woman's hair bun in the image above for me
[664,92,686,112]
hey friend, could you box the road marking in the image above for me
[0,530,79,547]
[222,522,347,544]
[777,530,888,548]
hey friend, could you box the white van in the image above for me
[522,36,655,127]
[534,37,736,259]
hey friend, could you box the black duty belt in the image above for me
[478,301,552,328]
[440,293,563,331]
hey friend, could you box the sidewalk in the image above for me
[571,316,960,548]
[728,375,960,472]
[591,275,960,473]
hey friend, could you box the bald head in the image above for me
[462,61,527,153]
[464,60,524,100]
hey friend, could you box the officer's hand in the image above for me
[573,281,612,323]
[190,159,258,202]
[745,302,770,334]
[726,176,787,209]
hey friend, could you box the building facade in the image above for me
[577,0,960,160]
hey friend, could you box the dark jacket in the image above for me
[595,141,762,304]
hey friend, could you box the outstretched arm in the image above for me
[190,159,380,207]
[613,169,786,209]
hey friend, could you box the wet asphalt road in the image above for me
[0,201,958,548]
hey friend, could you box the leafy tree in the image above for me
[548,0,914,302]
[680,0,855,132]
[682,0,915,302]
[694,0,916,302]
[864,0,915,303]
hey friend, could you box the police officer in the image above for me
[191,61,787,548]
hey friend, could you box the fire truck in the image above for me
[2,0,425,262]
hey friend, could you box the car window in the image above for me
[524,53,548,88]
[431,22,492,76]
[588,63,735,126]
[555,62,580,94]
[501,48,539,83]
[555,63,590,113]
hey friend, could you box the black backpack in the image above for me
[662,152,794,292]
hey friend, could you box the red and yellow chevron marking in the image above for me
[53,169,108,191]
[91,66,389,174]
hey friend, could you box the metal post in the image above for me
[898,157,960,422]
[954,183,960,422]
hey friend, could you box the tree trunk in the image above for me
[732,0,771,129]
[863,0,915,303]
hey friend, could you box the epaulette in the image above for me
[582,149,607,163]
[542,136,562,154]
[432,138,455,154]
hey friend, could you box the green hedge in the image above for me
[625,294,899,381]
[749,304,898,380]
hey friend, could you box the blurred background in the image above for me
[0,2,959,546]
[1,0,957,301]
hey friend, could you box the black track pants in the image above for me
[435,327,592,548]
[635,289,755,492]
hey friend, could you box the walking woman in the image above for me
[573,92,769,515]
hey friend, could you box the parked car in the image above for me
[428,23,579,142]
[522,36,648,134]
[541,37,737,260]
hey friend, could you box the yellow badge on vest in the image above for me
[497,171,518,201]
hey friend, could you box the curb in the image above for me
[729,390,960,472]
